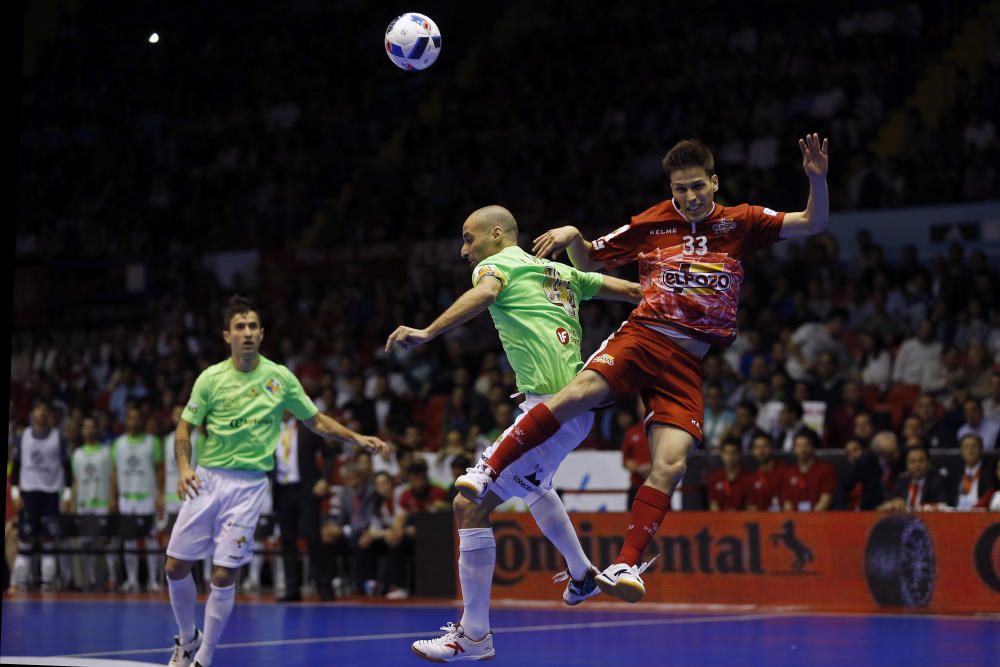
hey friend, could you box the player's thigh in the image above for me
[646,424,696,487]
[547,371,614,419]
[166,484,220,562]
[212,475,268,568]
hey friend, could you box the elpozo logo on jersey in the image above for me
[660,262,733,295]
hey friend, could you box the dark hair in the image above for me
[223,294,260,329]
[720,438,742,451]
[738,401,759,418]
[662,139,715,178]
[793,428,821,449]
[751,432,774,446]
[451,455,472,470]
[407,459,429,475]
[783,399,804,420]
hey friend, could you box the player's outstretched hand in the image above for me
[355,434,392,457]
[385,325,430,352]
[799,133,829,179]
[178,465,202,500]
[533,226,581,259]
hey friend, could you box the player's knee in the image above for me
[164,557,192,580]
[211,566,237,588]
[648,457,686,490]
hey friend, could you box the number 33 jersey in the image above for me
[591,199,785,346]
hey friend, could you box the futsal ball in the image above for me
[385,12,441,71]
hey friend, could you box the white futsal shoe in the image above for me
[454,461,495,502]
[167,628,202,667]
[411,622,495,662]
[554,565,602,606]
[595,556,659,603]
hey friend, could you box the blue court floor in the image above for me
[1,596,997,667]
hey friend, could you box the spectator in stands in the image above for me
[892,319,943,389]
[951,435,994,510]
[703,384,735,451]
[965,341,995,400]
[371,373,409,440]
[983,372,1000,421]
[878,446,948,511]
[745,433,788,512]
[321,461,374,595]
[359,471,410,599]
[773,400,809,453]
[825,380,865,448]
[785,310,848,382]
[782,430,836,512]
[871,431,905,498]
[398,460,449,514]
[851,411,876,448]
[446,455,473,502]
[915,393,958,449]
[855,330,892,392]
[974,459,1000,510]
[957,398,999,451]
[839,438,866,510]
[706,439,750,511]
[809,351,843,407]
[723,402,766,452]
[339,374,377,435]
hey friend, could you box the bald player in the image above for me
[387,205,641,662]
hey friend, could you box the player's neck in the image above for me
[231,353,261,373]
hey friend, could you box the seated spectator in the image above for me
[321,461,374,594]
[974,459,1000,510]
[357,471,411,599]
[983,372,1000,421]
[745,433,789,511]
[951,435,995,510]
[851,411,877,448]
[781,430,836,512]
[706,439,750,511]
[398,460,450,514]
[702,384,735,450]
[892,319,942,389]
[878,446,949,511]
[957,398,999,451]
[915,393,958,449]
[839,438,866,510]
[856,330,892,392]
[825,380,865,447]
[722,402,767,452]
[773,399,809,453]
[808,351,843,407]
[838,431,900,510]
[785,310,848,382]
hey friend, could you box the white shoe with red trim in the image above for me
[411,622,495,662]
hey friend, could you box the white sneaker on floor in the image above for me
[594,556,658,603]
[120,580,138,593]
[167,628,202,667]
[454,461,495,502]
[411,622,495,662]
[148,580,163,594]
[554,565,601,606]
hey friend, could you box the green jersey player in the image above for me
[166,296,389,667]
[386,205,641,662]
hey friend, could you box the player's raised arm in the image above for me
[594,274,643,304]
[385,277,502,352]
[532,226,603,271]
[301,412,392,456]
[780,133,829,239]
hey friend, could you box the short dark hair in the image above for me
[751,432,773,446]
[407,459,429,475]
[794,428,821,449]
[223,294,260,329]
[662,139,715,178]
[720,438,742,451]
[783,399,804,420]
[738,401,759,418]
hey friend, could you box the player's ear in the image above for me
[711,175,719,192]
[223,330,231,344]
[259,328,265,343]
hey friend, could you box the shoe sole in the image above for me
[454,479,484,502]
[411,645,496,662]
[595,573,645,603]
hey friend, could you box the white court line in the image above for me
[62,613,772,658]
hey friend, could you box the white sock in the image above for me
[14,545,32,587]
[457,528,495,641]
[40,553,57,587]
[194,583,236,666]
[529,489,591,581]
[124,540,139,584]
[146,551,160,587]
[168,574,197,643]
[105,550,118,585]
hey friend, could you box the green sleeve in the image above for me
[472,259,511,290]
[182,371,212,426]
[574,268,605,301]
[152,436,163,465]
[283,368,320,420]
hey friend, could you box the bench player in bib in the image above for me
[165,296,390,667]
[386,205,642,662]
[457,134,830,602]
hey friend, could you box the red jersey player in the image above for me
[456,133,829,602]
[706,439,751,511]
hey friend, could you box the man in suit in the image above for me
[773,400,808,453]
[951,434,996,509]
[273,411,337,601]
[878,446,948,511]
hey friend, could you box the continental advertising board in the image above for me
[483,512,1000,612]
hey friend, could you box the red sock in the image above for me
[485,404,561,476]
[615,485,670,566]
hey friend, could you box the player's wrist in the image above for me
[10,486,20,501]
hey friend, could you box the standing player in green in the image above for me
[386,205,641,662]
[71,415,117,590]
[165,296,389,667]
[113,404,164,593]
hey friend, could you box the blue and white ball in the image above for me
[385,12,441,71]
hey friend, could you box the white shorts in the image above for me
[485,394,594,504]
[166,466,268,568]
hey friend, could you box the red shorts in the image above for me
[584,320,705,443]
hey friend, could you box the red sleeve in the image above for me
[398,490,415,513]
[432,486,448,502]
[975,490,995,508]
[706,470,723,506]
[733,471,752,510]
[739,204,785,254]
[819,462,837,497]
[589,222,647,269]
